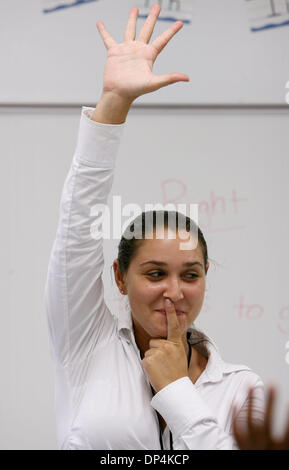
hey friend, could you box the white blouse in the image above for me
[44,106,265,450]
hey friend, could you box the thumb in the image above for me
[149,73,189,91]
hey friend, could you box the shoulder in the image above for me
[220,362,266,415]
[222,359,264,388]
[188,327,265,390]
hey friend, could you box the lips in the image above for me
[155,309,185,316]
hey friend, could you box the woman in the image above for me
[45,4,265,450]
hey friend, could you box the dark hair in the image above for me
[113,210,211,357]
[117,210,208,274]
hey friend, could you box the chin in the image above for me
[147,324,167,338]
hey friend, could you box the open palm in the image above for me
[233,386,289,450]
[96,4,189,102]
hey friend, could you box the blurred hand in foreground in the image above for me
[232,386,289,450]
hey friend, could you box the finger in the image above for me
[124,7,138,42]
[96,21,116,50]
[232,405,247,449]
[151,21,184,56]
[281,407,289,449]
[138,3,161,43]
[143,348,155,358]
[164,298,182,342]
[247,387,256,436]
[264,386,275,438]
[149,72,190,92]
[149,338,166,349]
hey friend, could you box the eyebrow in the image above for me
[140,260,204,269]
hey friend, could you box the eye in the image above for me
[147,271,198,279]
[148,271,163,278]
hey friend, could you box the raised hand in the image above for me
[232,386,289,450]
[96,4,189,103]
[141,298,188,394]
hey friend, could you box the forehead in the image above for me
[132,229,203,265]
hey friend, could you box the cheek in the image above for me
[186,281,206,302]
[194,279,206,294]
[128,279,158,301]
[135,277,162,292]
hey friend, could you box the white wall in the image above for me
[0,105,289,449]
[1,0,288,104]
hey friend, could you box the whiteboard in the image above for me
[1,106,289,449]
[1,0,289,105]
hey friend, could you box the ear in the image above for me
[205,261,209,274]
[113,259,127,294]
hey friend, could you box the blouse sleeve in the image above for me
[151,375,265,450]
[44,107,125,367]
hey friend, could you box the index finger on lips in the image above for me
[164,298,181,343]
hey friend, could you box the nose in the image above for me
[163,277,184,303]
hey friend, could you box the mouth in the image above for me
[155,309,185,316]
